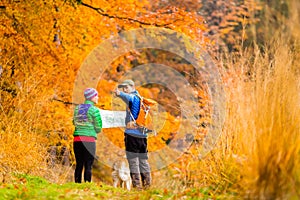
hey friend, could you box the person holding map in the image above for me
[113,79,151,190]
[72,88,102,183]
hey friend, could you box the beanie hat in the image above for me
[84,88,98,100]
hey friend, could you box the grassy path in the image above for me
[0,174,226,200]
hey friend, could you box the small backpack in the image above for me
[129,94,157,134]
[76,104,92,123]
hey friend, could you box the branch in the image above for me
[80,2,178,27]
[52,98,78,105]
[52,97,105,108]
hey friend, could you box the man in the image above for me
[114,79,151,190]
[73,88,102,183]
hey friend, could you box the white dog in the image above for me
[112,159,131,191]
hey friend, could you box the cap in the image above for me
[118,79,135,88]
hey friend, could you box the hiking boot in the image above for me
[141,172,151,189]
[130,173,142,190]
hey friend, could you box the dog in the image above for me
[112,158,131,191]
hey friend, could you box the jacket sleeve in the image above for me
[118,92,134,105]
[91,107,102,133]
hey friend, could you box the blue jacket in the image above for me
[118,90,147,138]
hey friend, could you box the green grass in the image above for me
[0,174,234,200]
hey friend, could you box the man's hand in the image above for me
[114,88,121,96]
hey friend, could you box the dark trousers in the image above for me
[73,141,96,183]
[124,133,148,159]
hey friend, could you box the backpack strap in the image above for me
[135,94,150,117]
[128,108,137,125]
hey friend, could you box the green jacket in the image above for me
[73,100,102,139]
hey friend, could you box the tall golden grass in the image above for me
[0,89,73,183]
[221,39,300,199]
[0,95,48,182]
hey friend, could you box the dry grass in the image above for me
[222,39,300,199]
[0,91,73,184]
[0,97,48,182]
[156,43,300,198]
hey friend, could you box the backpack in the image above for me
[129,94,157,134]
[75,104,92,123]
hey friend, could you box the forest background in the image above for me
[1,0,300,199]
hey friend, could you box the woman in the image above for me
[72,88,102,183]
